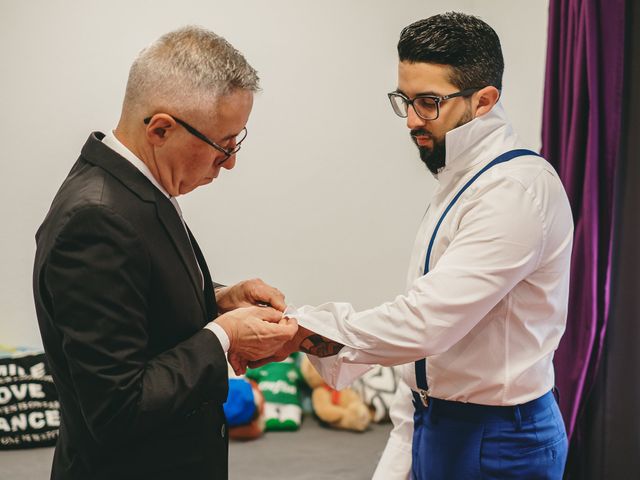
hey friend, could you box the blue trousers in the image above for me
[411,391,568,479]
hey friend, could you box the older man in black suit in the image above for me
[32,26,296,480]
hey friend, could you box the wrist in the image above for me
[214,315,236,348]
[294,325,312,345]
[214,286,232,313]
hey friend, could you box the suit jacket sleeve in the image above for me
[43,205,228,445]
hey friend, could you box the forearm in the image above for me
[133,330,228,426]
[296,326,344,358]
[295,248,540,367]
[296,296,490,368]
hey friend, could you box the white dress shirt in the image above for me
[294,103,573,479]
[101,131,230,353]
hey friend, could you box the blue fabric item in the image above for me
[410,390,568,479]
[223,378,256,427]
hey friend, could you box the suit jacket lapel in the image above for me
[154,191,207,317]
[187,225,219,320]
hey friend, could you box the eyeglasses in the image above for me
[387,88,482,121]
[143,114,247,164]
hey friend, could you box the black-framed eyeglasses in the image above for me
[387,88,482,121]
[143,114,247,163]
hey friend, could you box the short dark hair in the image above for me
[398,12,504,91]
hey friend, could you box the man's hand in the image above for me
[243,324,310,369]
[241,322,345,372]
[215,306,297,374]
[215,278,286,313]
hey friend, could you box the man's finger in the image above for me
[252,306,283,323]
[248,280,286,312]
[228,353,247,375]
[263,289,286,312]
[279,317,298,338]
[248,355,279,369]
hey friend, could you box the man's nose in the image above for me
[406,105,427,131]
[222,154,237,170]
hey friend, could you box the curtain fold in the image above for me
[579,0,640,477]
[541,0,625,445]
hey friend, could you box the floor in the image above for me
[0,416,393,479]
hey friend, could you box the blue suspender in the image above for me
[413,149,541,407]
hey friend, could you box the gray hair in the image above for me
[122,25,259,117]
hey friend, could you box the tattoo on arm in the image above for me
[299,334,343,357]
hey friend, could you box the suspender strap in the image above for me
[413,149,541,403]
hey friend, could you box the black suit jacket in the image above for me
[33,133,229,479]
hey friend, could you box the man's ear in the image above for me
[474,86,500,118]
[145,114,177,146]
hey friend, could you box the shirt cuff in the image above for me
[204,321,230,353]
[308,352,372,390]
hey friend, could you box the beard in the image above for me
[412,105,474,175]
[416,137,447,175]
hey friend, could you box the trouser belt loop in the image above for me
[552,386,561,404]
[513,405,523,431]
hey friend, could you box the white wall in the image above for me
[0,0,549,348]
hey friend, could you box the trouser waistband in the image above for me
[412,390,557,424]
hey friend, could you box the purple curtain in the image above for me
[541,0,625,442]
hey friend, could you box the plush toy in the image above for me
[246,355,303,431]
[229,379,266,440]
[300,355,371,432]
[351,365,400,423]
[224,364,266,440]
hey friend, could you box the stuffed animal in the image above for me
[246,355,303,431]
[229,379,266,440]
[351,365,400,423]
[224,364,266,440]
[300,355,371,432]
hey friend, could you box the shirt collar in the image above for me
[101,130,172,200]
[436,101,518,183]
